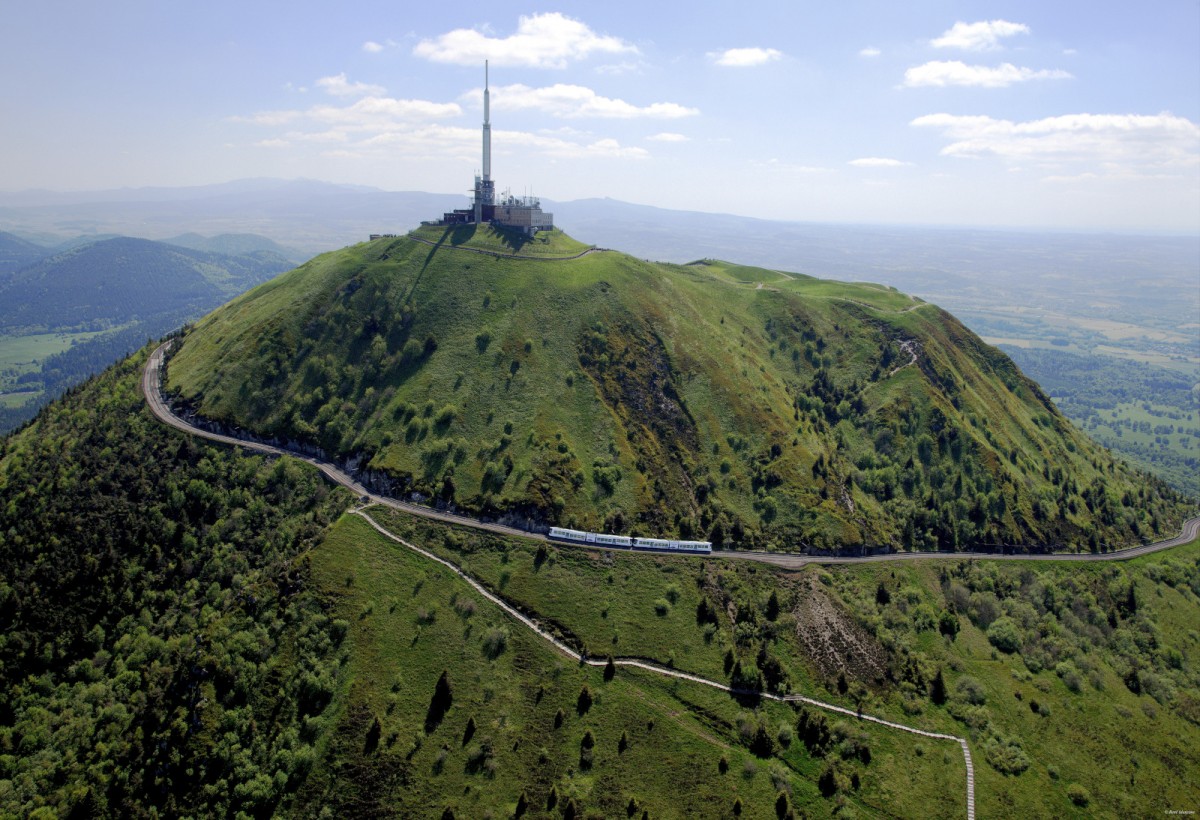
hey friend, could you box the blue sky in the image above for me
[2,1,1198,232]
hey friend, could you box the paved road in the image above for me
[144,341,1197,571]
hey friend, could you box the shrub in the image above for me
[577,685,593,715]
[481,626,508,659]
[1067,783,1090,807]
[986,616,1022,654]
[1055,660,1083,693]
[983,733,1030,775]
[954,676,987,705]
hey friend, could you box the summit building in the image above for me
[431,63,554,236]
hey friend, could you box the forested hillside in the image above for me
[0,347,349,816]
[0,237,291,333]
[0,231,48,277]
[0,237,294,435]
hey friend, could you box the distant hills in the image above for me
[0,236,292,333]
[167,224,1188,550]
[0,234,294,432]
[162,232,306,263]
[0,230,48,276]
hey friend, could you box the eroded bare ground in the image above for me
[792,574,888,686]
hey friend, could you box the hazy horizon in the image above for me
[2,2,1198,234]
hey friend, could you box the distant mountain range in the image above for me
[2,180,1194,330]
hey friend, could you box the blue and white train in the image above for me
[548,526,712,555]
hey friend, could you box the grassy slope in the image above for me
[351,508,1200,819]
[304,513,963,818]
[167,227,1189,550]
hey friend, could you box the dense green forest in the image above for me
[0,347,349,817]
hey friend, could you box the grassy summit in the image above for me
[167,228,1188,550]
[411,223,593,257]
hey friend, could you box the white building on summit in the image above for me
[432,62,554,235]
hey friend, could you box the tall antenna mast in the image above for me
[482,60,491,183]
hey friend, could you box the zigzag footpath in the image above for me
[351,507,977,820]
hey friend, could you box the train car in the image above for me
[633,537,712,554]
[593,532,633,548]
[549,526,588,544]
[671,540,713,554]
[633,537,672,551]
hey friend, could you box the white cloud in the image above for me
[307,96,462,125]
[414,12,635,69]
[255,138,289,149]
[362,41,384,53]
[235,95,461,140]
[859,47,881,58]
[903,61,1071,88]
[911,112,1200,170]
[595,61,643,76]
[647,132,689,142]
[709,47,783,67]
[755,158,833,174]
[849,157,912,167]
[316,73,387,98]
[475,83,698,119]
[932,20,1029,51]
[235,110,302,126]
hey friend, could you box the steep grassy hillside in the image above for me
[363,507,1200,819]
[168,225,1189,550]
[306,514,964,818]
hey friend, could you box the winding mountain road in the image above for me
[144,341,1198,571]
[352,508,976,820]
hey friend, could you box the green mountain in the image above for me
[164,231,309,264]
[1,345,1197,818]
[0,236,293,333]
[166,224,1188,551]
[0,230,49,277]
